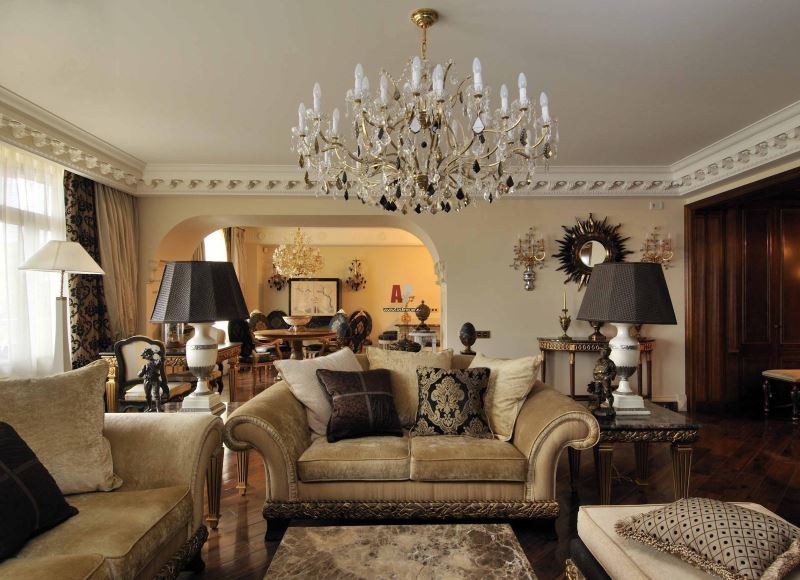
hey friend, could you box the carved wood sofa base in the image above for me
[263,499,560,520]
[153,525,209,580]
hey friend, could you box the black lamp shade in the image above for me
[150,261,249,323]
[577,262,677,325]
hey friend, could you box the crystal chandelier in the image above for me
[272,228,323,278]
[291,8,558,215]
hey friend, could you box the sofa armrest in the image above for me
[223,381,311,501]
[104,413,223,530]
[512,381,599,501]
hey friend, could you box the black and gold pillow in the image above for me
[0,421,78,560]
[411,367,492,438]
[616,498,800,580]
[315,369,403,443]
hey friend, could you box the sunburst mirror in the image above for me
[554,213,632,289]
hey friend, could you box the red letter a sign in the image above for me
[390,285,403,303]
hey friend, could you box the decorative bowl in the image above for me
[282,315,312,331]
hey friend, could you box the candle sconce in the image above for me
[641,226,673,269]
[510,227,547,291]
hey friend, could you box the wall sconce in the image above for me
[641,226,673,269]
[510,227,547,290]
[345,259,367,291]
[267,264,287,291]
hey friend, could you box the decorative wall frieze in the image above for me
[0,87,144,193]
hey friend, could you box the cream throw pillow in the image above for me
[0,360,122,495]
[366,347,453,427]
[469,353,542,441]
[274,347,362,438]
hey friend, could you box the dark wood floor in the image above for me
[200,374,800,580]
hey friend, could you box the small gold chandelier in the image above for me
[291,8,558,215]
[272,228,323,278]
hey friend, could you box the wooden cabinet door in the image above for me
[778,208,800,369]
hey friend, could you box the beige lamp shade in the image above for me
[19,240,104,275]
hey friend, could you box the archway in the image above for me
[146,214,447,347]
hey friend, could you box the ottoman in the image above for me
[569,503,800,580]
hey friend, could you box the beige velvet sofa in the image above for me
[224,353,599,533]
[0,414,224,580]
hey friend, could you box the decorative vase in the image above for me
[459,322,477,355]
[608,323,644,409]
[415,300,431,331]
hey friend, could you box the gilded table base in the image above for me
[263,499,560,520]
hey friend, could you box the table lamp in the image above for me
[577,262,676,410]
[19,240,105,373]
[150,261,249,415]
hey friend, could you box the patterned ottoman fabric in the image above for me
[616,498,800,580]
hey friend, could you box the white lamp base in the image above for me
[181,322,225,416]
[608,323,646,410]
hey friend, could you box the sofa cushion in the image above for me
[366,347,453,427]
[615,498,800,580]
[316,368,403,442]
[0,554,108,580]
[297,435,410,482]
[410,436,527,482]
[274,348,363,438]
[411,367,493,439]
[15,486,192,580]
[0,422,78,560]
[469,353,542,441]
[0,360,122,495]
[578,503,799,580]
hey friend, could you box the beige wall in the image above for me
[250,241,440,340]
[137,195,686,406]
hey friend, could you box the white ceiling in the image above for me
[1,0,799,167]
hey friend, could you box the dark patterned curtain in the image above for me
[64,172,113,368]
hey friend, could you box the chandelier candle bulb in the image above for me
[298,103,307,133]
[472,58,483,92]
[433,64,444,98]
[380,74,389,105]
[354,63,364,95]
[540,92,550,123]
[332,108,340,135]
[500,84,509,115]
[362,76,370,95]
[313,83,321,114]
[518,73,528,106]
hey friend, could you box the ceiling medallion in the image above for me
[291,8,558,215]
[272,228,323,278]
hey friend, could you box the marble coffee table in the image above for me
[264,523,536,579]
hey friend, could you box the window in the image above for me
[203,229,228,262]
[0,143,66,377]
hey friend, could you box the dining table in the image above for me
[254,328,337,360]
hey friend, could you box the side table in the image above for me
[568,401,700,504]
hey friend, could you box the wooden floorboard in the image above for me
[199,372,800,579]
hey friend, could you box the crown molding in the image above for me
[2,84,797,199]
[0,86,144,193]
[137,97,800,197]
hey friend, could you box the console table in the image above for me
[101,342,242,411]
[537,337,655,399]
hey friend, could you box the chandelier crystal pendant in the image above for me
[272,228,324,278]
[291,8,558,215]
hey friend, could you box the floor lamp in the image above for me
[19,240,105,374]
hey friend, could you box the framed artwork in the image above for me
[288,278,340,316]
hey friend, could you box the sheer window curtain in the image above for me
[95,182,138,341]
[0,143,66,377]
[224,227,247,281]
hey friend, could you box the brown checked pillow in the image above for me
[411,367,493,438]
[616,498,800,580]
[316,369,403,442]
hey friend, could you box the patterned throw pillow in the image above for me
[411,367,492,438]
[315,369,403,443]
[0,422,78,560]
[616,498,800,580]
